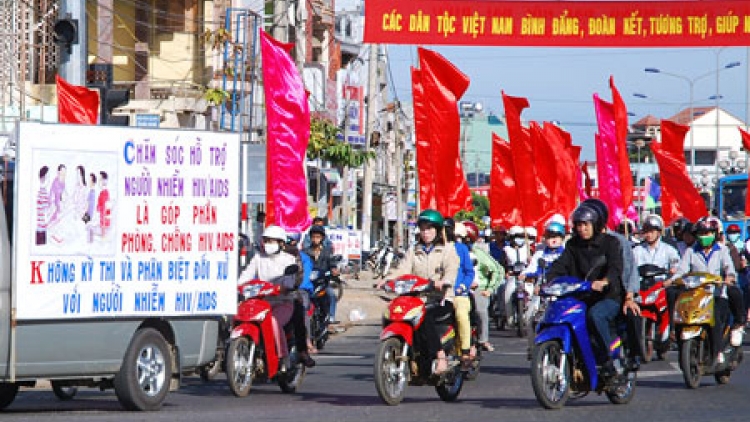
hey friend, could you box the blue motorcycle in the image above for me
[530,276,637,409]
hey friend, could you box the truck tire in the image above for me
[0,383,18,410]
[114,328,173,411]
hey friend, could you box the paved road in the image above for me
[3,323,750,421]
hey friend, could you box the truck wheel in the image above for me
[0,383,18,410]
[114,328,173,411]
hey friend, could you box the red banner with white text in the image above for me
[365,0,750,47]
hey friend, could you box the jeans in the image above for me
[474,292,491,344]
[326,286,338,320]
[588,298,620,364]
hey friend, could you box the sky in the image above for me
[384,46,749,161]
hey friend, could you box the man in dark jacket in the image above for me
[547,203,624,375]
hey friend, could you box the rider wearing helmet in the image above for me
[672,216,746,359]
[457,221,503,353]
[303,224,341,324]
[384,209,460,375]
[547,203,625,376]
[239,225,300,370]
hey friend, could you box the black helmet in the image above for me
[571,204,603,233]
[694,216,720,234]
[443,217,456,229]
[642,214,664,232]
[582,198,609,226]
[671,217,690,236]
[616,219,636,235]
[309,225,326,237]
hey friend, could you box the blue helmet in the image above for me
[545,221,566,237]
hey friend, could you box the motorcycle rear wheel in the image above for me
[531,340,571,409]
[278,346,307,393]
[680,339,703,389]
[605,370,637,405]
[435,364,464,402]
[374,337,408,405]
[226,337,256,397]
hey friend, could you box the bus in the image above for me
[715,173,748,240]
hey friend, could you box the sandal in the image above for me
[481,342,495,352]
[433,357,449,375]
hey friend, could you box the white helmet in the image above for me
[454,222,468,238]
[547,213,566,227]
[525,227,538,238]
[508,226,524,237]
[262,225,286,241]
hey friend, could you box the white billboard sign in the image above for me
[14,123,240,320]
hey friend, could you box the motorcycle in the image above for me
[226,265,306,397]
[637,264,670,362]
[500,262,527,335]
[309,267,338,351]
[374,275,468,405]
[673,272,744,388]
[530,275,637,409]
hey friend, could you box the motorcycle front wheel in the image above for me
[680,338,704,389]
[531,340,571,409]
[226,337,256,397]
[435,364,464,402]
[374,337,409,405]
[515,299,527,338]
[641,319,654,363]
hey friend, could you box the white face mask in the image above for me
[728,233,741,243]
[513,237,525,247]
[264,242,280,255]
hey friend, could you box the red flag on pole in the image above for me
[581,161,593,199]
[739,128,750,218]
[544,122,579,219]
[651,120,707,222]
[418,47,472,216]
[56,75,99,124]
[502,92,548,227]
[411,67,436,212]
[610,76,634,210]
[490,133,522,227]
[260,30,311,232]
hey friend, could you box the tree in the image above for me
[454,192,489,229]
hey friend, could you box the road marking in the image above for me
[314,354,367,360]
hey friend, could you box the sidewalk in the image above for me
[330,268,390,333]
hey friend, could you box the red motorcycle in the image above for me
[637,264,671,362]
[226,275,306,397]
[374,275,472,406]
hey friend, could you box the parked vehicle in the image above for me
[637,264,671,362]
[530,276,638,409]
[226,271,306,397]
[374,275,466,405]
[673,272,744,388]
[0,123,237,411]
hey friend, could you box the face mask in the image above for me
[728,233,741,243]
[698,234,715,248]
[513,237,525,247]
[264,242,280,255]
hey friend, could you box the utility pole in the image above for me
[58,0,86,86]
[273,0,289,43]
[362,44,378,252]
[394,102,404,250]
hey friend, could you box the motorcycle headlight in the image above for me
[242,284,262,299]
[681,275,706,289]
[393,279,417,295]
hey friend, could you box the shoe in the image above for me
[731,326,744,347]
[279,356,291,373]
[481,342,495,352]
[600,360,617,378]
[300,353,316,368]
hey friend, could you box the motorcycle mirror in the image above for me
[284,264,300,276]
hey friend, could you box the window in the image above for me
[693,150,717,166]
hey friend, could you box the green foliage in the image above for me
[204,87,230,106]
[454,192,490,229]
[308,117,374,168]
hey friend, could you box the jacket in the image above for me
[472,247,503,293]
[393,241,460,300]
[547,232,624,302]
[453,241,476,296]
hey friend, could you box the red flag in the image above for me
[260,31,311,232]
[660,119,690,224]
[56,75,99,124]
[544,122,579,219]
[581,161,593,199]
[502,92,547,226]
[740,128,750,218]
[610,76,634,209]
[490,133,522,227]
[530,122,555,210]
[651,120,707,222]
[418,47,472,216]
[411,67,436,211]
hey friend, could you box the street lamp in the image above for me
[645,61,741,179]
[719,150,746,175]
